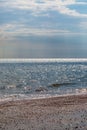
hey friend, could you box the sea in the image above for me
[0,58,87,101]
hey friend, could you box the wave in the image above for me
[48,82,76,87]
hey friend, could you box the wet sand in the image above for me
[0,94,87,130]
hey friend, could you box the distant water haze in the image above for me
[0,35,87,58]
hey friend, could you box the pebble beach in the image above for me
[0,94,87,130]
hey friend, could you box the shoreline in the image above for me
[0,94,87,130]
[0,93,87,105]
[0,92,87,104]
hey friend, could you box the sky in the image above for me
[0,0,87,58]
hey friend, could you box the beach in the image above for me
[0,94,87,130]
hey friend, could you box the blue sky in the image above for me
[0,0,87,58]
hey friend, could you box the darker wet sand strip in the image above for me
[0,94,87,130]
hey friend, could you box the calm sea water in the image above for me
[0,60,87,100]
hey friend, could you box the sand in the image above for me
[0,94,87,130]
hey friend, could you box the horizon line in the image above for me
[0,58,87,63]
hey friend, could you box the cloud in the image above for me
[0,0,87,17]
[1,22,86,41]
[0,23,71,40]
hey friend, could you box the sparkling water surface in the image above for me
[0,59,87,100]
